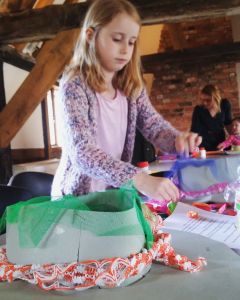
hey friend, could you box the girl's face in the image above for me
[232,120,240,135]
[95,13,140,78]
[200,93,215,111]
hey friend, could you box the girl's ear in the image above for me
[86,27,95,43]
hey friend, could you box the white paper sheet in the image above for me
[163,202,240,249]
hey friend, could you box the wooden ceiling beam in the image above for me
[1,0,240,44]
[13,0,55,52]
[0,45,34,71]
[0,0,35,13]
[33,0,55,9]
[141,41,240,72]
[0,2,88,44]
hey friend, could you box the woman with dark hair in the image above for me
[191,84,232,151]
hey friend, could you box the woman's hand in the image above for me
[132,172,179,202]
[217,142,225,151]
[175,132,202,157]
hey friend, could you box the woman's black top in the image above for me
[191,99,232,151]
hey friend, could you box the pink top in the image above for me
[220,135,240,149]
[90,90,128,192]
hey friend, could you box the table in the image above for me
[1,229,240,300]
[149,159,174,174]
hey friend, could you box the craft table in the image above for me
[1,229,240,300]
[149,159,174,174]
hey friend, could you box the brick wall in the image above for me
[149,18,240,131]
[150,62,239,131]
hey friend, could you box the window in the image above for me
[47,86,62,147]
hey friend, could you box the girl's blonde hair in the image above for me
[201,84,222,111]
[65,0,144,98]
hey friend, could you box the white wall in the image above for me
[3,63,44,149]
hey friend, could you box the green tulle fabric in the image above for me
[0,188,153,250]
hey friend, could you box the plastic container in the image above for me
[199,147,206,159]
[231,145,240,151]
[224,166,240,229]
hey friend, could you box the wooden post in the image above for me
[0,61,13,184]
[0,28,79,148]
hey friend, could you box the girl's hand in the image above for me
[132,172,179,202]
[175,132,202,157]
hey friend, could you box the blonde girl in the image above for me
[52,0,201,202]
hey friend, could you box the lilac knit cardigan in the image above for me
[51,75,179,197]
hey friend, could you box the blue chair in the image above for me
[8,171,54,197]
[0,185,34,234]
[0,185,34,217]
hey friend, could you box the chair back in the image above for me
[0,185,34,217]
[8,171,54,197]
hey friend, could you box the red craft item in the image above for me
[192,202,211,211]
[137,161,149,168]
[187,211,199,219]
